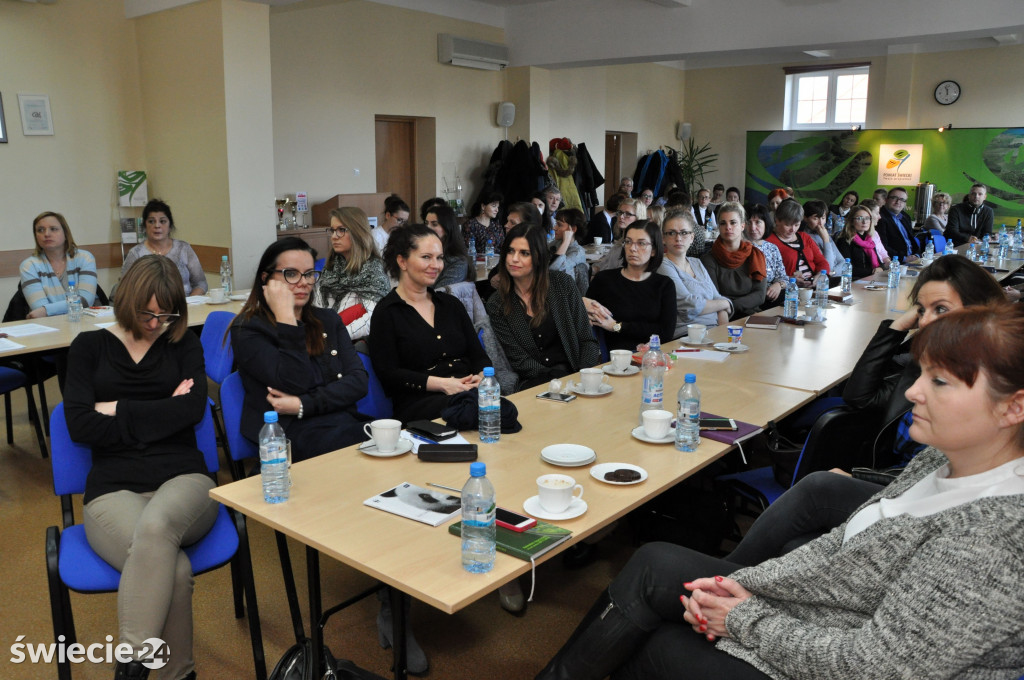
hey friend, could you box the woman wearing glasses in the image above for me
[657,209,732,335]
[121,199,208,296]
[313,207,392,341]
[232,238,369,461]
[591,197,640,275]
[586,220,676,351]
[702,202,767,319]
[835,205,890,279]
[64,255,215,680]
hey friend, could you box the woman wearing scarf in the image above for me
[313,207,392,340]
[835,204,889,279]
[701,202,767,319]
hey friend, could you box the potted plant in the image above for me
[671,138,718,198]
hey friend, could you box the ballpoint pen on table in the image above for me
[427,482,461,494]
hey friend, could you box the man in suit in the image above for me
[582,193,621,245]
[945,183,994,246]
[691,188,717,230]
[876,187,921,261]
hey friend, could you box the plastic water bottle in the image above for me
[467,237,477,264]
[675,373,701,452]
[887,256,901,289]
[813,270,829,320]
[783,277,799,319]
[967,242,978,262]
[461,462,496,574]
[219,255,232,294]
[979,236,990,263]
[922,238,935,265]
[478,367,500,443]
[943,238,955,258]
[638,334,667,424]
[1015,220,1023,256]
[840,258,853,295]
[998,226,1009,260]
[65,276,82,323]
[485,239,496,269]
[259,411,290,503]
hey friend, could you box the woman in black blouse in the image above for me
[369,224,491,422]
[486,222,599,390]
[66,255,214,680]
[231,237,369,461]
[586,220,677,351]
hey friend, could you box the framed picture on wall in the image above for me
[18,93,54,136]
[0,93,7,143]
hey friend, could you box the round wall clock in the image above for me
[934,80,961,105]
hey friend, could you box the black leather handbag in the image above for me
[268,639,386,680]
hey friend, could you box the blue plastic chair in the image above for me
[356,351,393,419]
[315,257,326,271]
[928,230,947,253]
[0,365,47,457]
[200,310,236,458]
[45,402,267,680]
[593,327,610,363]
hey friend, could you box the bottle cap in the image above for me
[263,411,279,423]
[483,367,495,377]
[684,373,696,383]
[470,461,486,477]
[789,277,797,283]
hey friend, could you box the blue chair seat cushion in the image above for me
[717,466,787,506]
[0,366,27,393]
[59,505,239,593]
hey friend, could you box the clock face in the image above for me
[935,80,961,105]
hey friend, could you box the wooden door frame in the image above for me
[374,115,436,212]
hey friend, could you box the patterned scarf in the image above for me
[315,256,391,312]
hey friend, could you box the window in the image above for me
[785,66,869,130]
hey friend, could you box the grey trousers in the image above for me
[84,473,218,680]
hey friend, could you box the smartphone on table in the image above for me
[495,507,537,532]
[699,417,738,431]
[536,391,576,403]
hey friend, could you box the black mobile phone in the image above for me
[406,419,458,442]
[699,417,738,431]
[537,391,577,403]
[495,507,537,532]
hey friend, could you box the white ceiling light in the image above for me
[644,0,692,6]
[803,49,834,58]
[992,33,1018,45]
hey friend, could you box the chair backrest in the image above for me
[51,402,219,498]
[200,310,236,385]
[315,257,326,271]
[221,371,259,463]
[790,405,875,486]
[356,351,393,419]
[928,230,947,253]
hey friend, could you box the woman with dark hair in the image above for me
[835,204,889,279]
[801,199,845,272]
[486,222,599,390]
[537,304,1024,680]
[826,190,859,235]
[122,198,208,295]
[369,224,491,422]
[231,237,368,461]
[418,196,447,223]
[532,190,555,232]
[313,207,392,340]
[21,210,98,318]
[372,194,410,254]
[65,255,212,680]
[724,187,741,204]
[424,204,475,288]
[701,202,767,319]
[586,220,676,350]
[463,190,504,253]
[743,203,786,305]
[550,208,590,296]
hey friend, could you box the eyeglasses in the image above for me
[851,216,872,223]
[641,194,653,200]
[617,211,636,219]
[136,311,181,325]
[623,239,652,250]
[889,196,908,203]
[663,230,694,239]
[270,268,321,284]
[326,226,349,237]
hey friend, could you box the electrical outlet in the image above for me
[353,168,360,177]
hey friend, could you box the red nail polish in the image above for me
[699,625,707,632]
[683,582,693,588]
[680,595,686,604]
[714,575,723,582]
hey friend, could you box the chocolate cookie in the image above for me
[604,468,641,483]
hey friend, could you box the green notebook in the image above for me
[448,520,572,561]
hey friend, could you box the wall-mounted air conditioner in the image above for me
[438,34,509,71]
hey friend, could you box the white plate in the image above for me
[680,338,714,347]
[572,383,613,397]
[713,342,750,353]
[864,284,888,291]
[603,365,639,376]
[540,443,596,466]
[590,463,648,485]
[523,495,588,521]
[542,453,596,467]
[630,425,675,445]
[358,438,413,458]
[206,299,232,305]
[229,293,249,301]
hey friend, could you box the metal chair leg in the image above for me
[24,385,48,458]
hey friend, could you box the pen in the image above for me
[427,482,461,494]
[673,349,701,353]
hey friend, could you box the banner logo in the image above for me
[878,144,923,185]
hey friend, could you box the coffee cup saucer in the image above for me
[603,364,639,376]
[572,383,614,397]
[681,338,714,347]
[358,438,413,458]
[206,298,232,305]
[523,495,588,521]
[630,425,675,444]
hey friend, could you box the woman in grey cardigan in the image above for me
[536,302,1024,680]
[487,222,599,391]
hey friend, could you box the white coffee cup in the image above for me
[642,409,673,439]
[537,473,584,513]
[593,236,604,246]
[363,418,401,453]
[610,349,632,372]
[208,287,227,303]
[579,367,608,393]
[798,288,812,305]
[686,323,707,344]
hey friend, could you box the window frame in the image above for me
[784,66,869,131]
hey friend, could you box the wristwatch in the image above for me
[612,322,622,333]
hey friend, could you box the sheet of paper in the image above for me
[93,322,117,329]
[186,296,211,305]
[401,430,471,454]
[674,350,729,363]
[0,338,27,352]
[1,323,60,337]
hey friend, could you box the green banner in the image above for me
[745,128,1024,222]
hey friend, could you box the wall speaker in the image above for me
[497,102,516,128]
[677,122,692,141]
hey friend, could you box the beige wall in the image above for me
[0,0,147,298]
